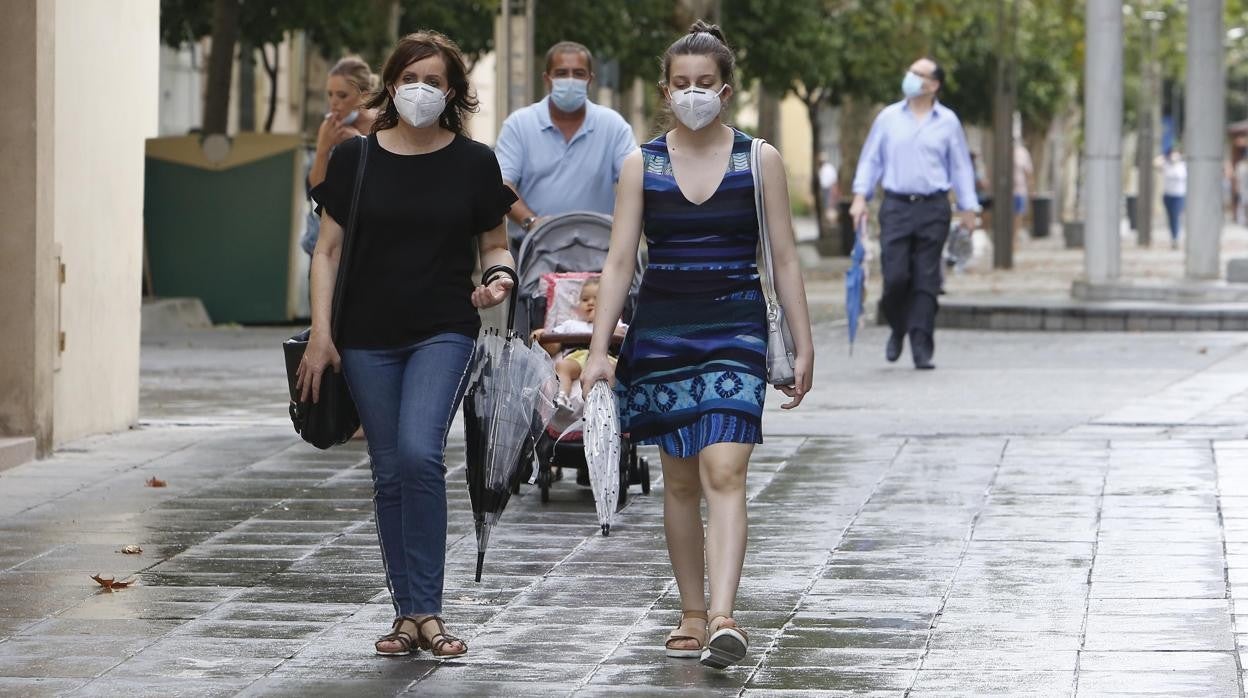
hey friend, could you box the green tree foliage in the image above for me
[533,0,682,89]
[398,0,499,66]
[160,0,391,60]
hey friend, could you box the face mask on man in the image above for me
[669,84,727,131]
[901,71,926,99]
[550,77,589,112]
[394,82,447,128]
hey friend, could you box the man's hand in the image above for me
[849,194,869,230]
[957,209,977,232]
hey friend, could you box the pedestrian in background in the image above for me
[849,57,978,370]
[298,32,516,659]
[493,41,636,256]
[1160,148,1187,249]
[301,57,378,257]
[1013,138,1033,243]
[1235,151,1248,225]
[581,21,813,671]
[818,154,839,222]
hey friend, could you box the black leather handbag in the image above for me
[283,137,368,449]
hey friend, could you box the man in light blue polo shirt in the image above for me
[494,41,637,254]
[850,57,978,370]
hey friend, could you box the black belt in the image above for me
[884,189,948,203]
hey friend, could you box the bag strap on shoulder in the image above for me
[329,135,369,344]
[750,137,780,309]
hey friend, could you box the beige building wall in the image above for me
[779,94,814,207]
[50,0,159,444]
[0,0,57,450]
[0,0,158,453]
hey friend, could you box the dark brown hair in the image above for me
[545,41,594,74]
[661,20,735,86]
[365,31,478,135]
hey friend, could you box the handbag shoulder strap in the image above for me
[329,135,369,344]
[750,137,780,307]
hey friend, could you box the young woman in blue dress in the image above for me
[580,21,814,670]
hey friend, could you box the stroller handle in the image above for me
[481,264,520,330]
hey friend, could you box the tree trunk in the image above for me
[991,0,1017,270]
[837,97,876,204]
[261,43,279,133]
[203,0,240,135]
[237,38,255,132]
[756,86,781,146]
[806,96,829,243]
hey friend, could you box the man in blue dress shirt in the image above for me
[850,58,979,370]
[494,41,637,256]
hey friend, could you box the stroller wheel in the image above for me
[640,457,651,495]
[538,464,551,504]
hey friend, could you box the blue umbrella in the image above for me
[845,225,868,355]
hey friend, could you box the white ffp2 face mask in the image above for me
[394,82,447,128]
[669,84,727,131]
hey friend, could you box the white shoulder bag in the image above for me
[750,137,797,387]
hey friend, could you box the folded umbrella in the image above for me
[581,380,621,536]
[463,266,558,582]
[845,224,869,355]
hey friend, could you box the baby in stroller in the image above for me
[530,278,627,411]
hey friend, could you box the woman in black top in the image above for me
[298,32,516,659]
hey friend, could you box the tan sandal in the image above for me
[700,615,748,669]
[665,609,708,658]
[413,615,467,658]
[374,617,417,656]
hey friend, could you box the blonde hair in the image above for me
[328,56,377,96]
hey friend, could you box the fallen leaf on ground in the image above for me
[119,544,143,555]
[91,573,136,590]
[145,477,166,488]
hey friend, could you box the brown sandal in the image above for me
[374,617,417,656]
[700,615,749,669]
[413,615,468,658]
[665,610,708,658]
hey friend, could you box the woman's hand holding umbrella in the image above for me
[471,276,514,309]
[580,351,616,396]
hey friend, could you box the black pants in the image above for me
[878,196,951,347]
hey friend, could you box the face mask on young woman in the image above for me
[901,71,926,99]
[669,84,727,131]
[393,82,447,128]
[550,78,589,112]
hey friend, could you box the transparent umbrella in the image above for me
[463,267,557,582]
[581,380,621,536]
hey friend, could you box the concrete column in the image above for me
[1185,0,1225,280]
[0,0,57,453]
[1083,0,1124,283]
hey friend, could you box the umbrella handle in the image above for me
[481,265,520,331]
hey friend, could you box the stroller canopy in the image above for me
[516,212,644,305]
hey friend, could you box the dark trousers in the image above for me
[878,196,951,351]
[1163,194,1184,242]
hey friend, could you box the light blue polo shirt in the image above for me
[494,96,637,241]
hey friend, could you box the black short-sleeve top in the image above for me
[311,133,517,349]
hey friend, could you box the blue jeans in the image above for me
[341,332,475,618]
[1163,194,1185,242]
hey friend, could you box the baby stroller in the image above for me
[515,212,651,505]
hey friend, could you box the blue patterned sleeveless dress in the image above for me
[614,129,768,458]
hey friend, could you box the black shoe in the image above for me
[886,332,904,363]
[911,332,935,370]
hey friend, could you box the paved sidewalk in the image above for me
[2,325,1248,696]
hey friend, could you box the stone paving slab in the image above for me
[4,327,1248,694]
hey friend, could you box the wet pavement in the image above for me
[2,325,1248,696]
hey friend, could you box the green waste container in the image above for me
[145,134,305,324]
